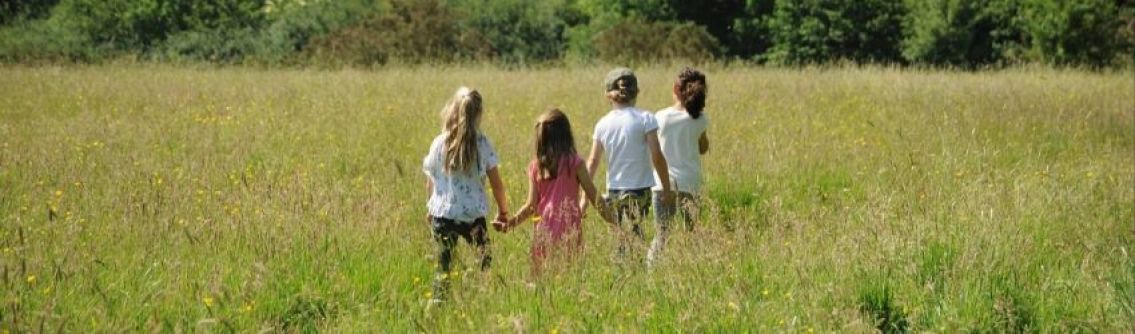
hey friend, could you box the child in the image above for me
[495,109,616,274]
[582,67,675,258]
[422,86,509,303]
[648,67,710,267]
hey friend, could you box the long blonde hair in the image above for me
[442,87,483,174]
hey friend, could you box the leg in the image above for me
[607,194,627,257]
[628,191,648,241]
[680,193,699,232]
[431,218,458,300]
[469,218,492,271]
[647,191,673,268]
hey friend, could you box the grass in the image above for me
[0,65,1131,332]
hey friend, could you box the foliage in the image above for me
[0,0,59,25]
[902,0,1025,67]
[1017,0,1127,67]
[0,0,1131,66]
[305,0,489,66]
[449,0,571,64]
[592,19,719,64]
[764,0,907,65]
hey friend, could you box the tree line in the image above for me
[1,0,1131,68]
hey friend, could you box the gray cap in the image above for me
[604,67,637,93]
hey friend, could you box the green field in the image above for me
[0,65,1131,332]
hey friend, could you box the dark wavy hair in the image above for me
[674,67,707,119]
[534,108,576,180]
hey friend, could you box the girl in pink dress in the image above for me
[496,109,615,274]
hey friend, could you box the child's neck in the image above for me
[613,102,634,109]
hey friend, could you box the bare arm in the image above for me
[580,140,605,210]
[647,130,671,194]
[698,132,709,155]
[507,173,538,230]
[425,178,434,223]
[647,130,676,208]
[585,140,604,184]
[486,167,508,221]
[576,164,615,225]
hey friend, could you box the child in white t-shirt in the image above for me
[648,67,710,267]
[582,68,675,258]
[422,86,509,303]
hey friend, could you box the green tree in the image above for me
[1018,0,1127,67]
[449,0,570,64]
[902,0,1023,67]
[765,0,907,65]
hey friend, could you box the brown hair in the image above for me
[606,78,638,104]
[674,67,707,119]
[442,87,483,174]
[534,108,576,180]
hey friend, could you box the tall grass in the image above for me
[0,65,1131,332]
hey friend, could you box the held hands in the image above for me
[595,202,617,225]
[491,212,509,233]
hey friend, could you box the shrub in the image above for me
[592,19,719,64]
[0,0,59,25]
[1017,0,1127,67]
[0,8,100,63]
[727,0,775,60]
[902,0,1024,68]
[449,0,570,64]
[305,0,489,66]
[765,0,907,65]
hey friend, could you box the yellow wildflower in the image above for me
[203,296,214,308]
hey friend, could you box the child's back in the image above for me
[526,154,585,257]
[593,106,658,190]
[528,153,585,242]
[653,107,708,193]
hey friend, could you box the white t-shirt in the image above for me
[593,107,659,190]
[422,133,500,222]
[652,107,708,193]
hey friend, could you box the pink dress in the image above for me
[527,154,584,265]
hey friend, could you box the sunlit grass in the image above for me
[0,65,1131,332]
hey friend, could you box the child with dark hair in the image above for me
[648,67,710,268]
[497,109,615,275]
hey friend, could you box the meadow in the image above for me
[0,65,1131,332]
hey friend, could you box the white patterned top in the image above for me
[423,133,500,223]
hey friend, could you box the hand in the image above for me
[492,213,508,232]
[596,202,617,225]
[578,200,588,219]
[492,219,508,233]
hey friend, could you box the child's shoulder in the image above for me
[475,133,496,146]
[429,133,446,148]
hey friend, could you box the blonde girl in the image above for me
[422,87,508,302]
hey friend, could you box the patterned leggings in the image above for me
[430,216,490,299]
